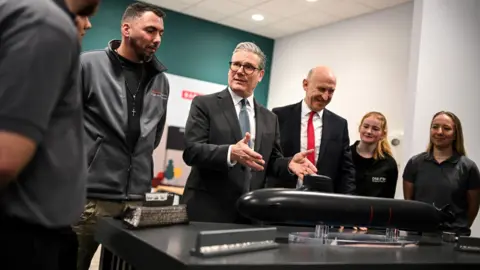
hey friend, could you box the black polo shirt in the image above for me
[350,141,398,198]
[403,152,480,236]
[0,0,84,228]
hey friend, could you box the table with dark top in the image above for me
[95,217,480,270]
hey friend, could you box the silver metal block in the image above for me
[122,204,189,229]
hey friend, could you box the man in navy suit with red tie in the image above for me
[271,66,356,194]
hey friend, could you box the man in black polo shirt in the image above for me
[0,0,100,269]
[74,2,170,269]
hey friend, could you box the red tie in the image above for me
[307,111,316,165]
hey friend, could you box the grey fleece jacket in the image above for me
[81,40,169,201]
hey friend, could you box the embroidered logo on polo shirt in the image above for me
[151,89,167,99]
[371,176,386,183]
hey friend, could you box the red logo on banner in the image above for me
[182,90,202,100]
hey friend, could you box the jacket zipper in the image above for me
[124,76,157,199]
[125,154,132,199]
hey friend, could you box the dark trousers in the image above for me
[0,216,78,270]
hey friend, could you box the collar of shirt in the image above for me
[301,99,324,118]
[228,87,255,110]
[425,151,461,164]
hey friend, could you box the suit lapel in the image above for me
[317,109,332,167]
[248,99,265,191]
[218,89,242,142]
[253,99,263,152]
[289,102,302,154]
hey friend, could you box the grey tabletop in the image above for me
[95,217,480,270]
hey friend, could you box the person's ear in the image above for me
[258,70,265,83]
[121,23,131,38]
[303,79,308,91]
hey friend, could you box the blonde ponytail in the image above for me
[374,137,393,160]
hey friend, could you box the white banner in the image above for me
[152,73,226,188]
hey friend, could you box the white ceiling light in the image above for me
[306,0,318,2]
[251,14,264,21]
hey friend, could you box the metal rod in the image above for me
[314,223,329,244]
[385,228,399,242]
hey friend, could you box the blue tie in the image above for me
[239,99,251,147]
[239,98,252,193]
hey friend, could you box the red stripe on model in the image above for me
[369,206,374,224]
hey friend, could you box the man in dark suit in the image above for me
[182,42,317,223]
[272,66,356,194]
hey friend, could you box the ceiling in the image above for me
[145,0,412,39]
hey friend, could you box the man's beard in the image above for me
[129,37,154,63]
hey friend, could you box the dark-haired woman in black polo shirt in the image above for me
[403,111,480,236]
[350,112,398,231]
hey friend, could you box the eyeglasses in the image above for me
[229,61,261,75]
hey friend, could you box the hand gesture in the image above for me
[288,149,318,180]
[230,132,265,171]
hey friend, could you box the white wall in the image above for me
[403,0,480,236]
[268,2,414,172]
[269,0,480,236]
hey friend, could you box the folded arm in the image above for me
[154,78,169,148]
[402,158,416,200]
[467,163,480,227]
[0,22,75,186]
[467,190,479,227]
[154,111,167,149]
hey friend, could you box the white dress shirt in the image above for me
[300,99,323,164]
[227,88,256,166]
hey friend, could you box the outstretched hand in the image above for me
[230,132,265,171]
[288,149,318,180]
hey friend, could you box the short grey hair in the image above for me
[233,42,266,70]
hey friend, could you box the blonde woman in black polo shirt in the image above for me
[352,112,399,198]
[403,111,480,236]
[349,112,398,231]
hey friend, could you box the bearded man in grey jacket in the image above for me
[73,2,170,269]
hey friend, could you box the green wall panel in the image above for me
[81,0,132,52]
[81,0,274,106]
